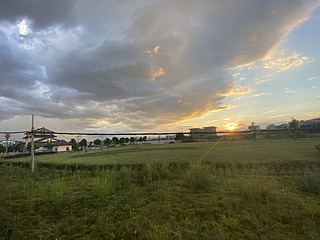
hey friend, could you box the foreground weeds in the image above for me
[297,168,320,195]
[1,163,320,240]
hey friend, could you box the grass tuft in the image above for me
[297,169,320,195]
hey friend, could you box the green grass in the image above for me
[2,138,320,166]
[1,138,320,239]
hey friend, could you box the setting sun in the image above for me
[223,123,238,131]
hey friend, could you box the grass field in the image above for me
[3,138,320,166]
[1,138,320,239]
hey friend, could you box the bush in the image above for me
[183,136,197,142]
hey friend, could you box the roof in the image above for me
[34,137,58,143]
[23,127,56,139]
[35,127,54,133]
[52,140,72,146]
[24,134,57,139]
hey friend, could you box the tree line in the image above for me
[69,136,149,150]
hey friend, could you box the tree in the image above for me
[80,139,87,148]
[130,137,135,144]
[119,137,126,144]
[93,139,101,146]
[143,136,147,142]
[4,133,10,156]
[69,139,78,150]
[175,132,185,142]
[0,145,5,153]
[112,137,119,145]
[104,138,111,146]
[12,142,24,152]
[289,118,299,140]
[248,122,257,142]
[8,142,24,152]
[26,142,39,151]
[44,142,53,150]
[79,139,88,153]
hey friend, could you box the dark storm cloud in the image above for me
[0,0,77,29]
[0,0,318,128]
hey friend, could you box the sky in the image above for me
[0,0,320,138]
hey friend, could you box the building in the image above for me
[299,118,320,130]
[189,126,217,139]
[266,123,288,130]
[24,127,57,147]
[0,140,17,146]
[24,127,72,152]
[52,140,72,152]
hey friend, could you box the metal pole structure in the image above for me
[101,135,104,154]
[4,133,11,157]
[76,135,81,158]
[30,115,35,173]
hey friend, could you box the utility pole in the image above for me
[100,135,104,154]
[4,133,11,157]
[76,135,81,158]
[30,115,35,173]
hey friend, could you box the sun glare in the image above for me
[224,123,238,131]
[17,20,30,35]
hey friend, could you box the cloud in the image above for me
[0,0,318,130]
[285,88,295,94]
[237,49,312,85]
[266,114,291,119]
[252,92,272,97]
[264,51,310,71]
[150,66,165,81]
[144,45,161,56]
[253,93,267,97]
[255,79,271,85]
[218,86,251,97]
[0,0,78,29]
[266,109,278,114]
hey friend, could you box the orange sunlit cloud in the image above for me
[150,66,165,81]
[264,52,309,71]
[144,45,160,56]
[165,104,236,126]
[218,86,251,97]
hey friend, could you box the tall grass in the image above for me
[297,168,320,195]
[1,162,320,239]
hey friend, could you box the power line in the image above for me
[2,129,320,136]
[31,131,244,136]
[0,131,27,134]
[27,129,320,135]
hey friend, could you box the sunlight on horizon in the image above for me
[223,123,238,131]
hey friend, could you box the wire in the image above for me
[1,129,320,136]
[0,131,27,134]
